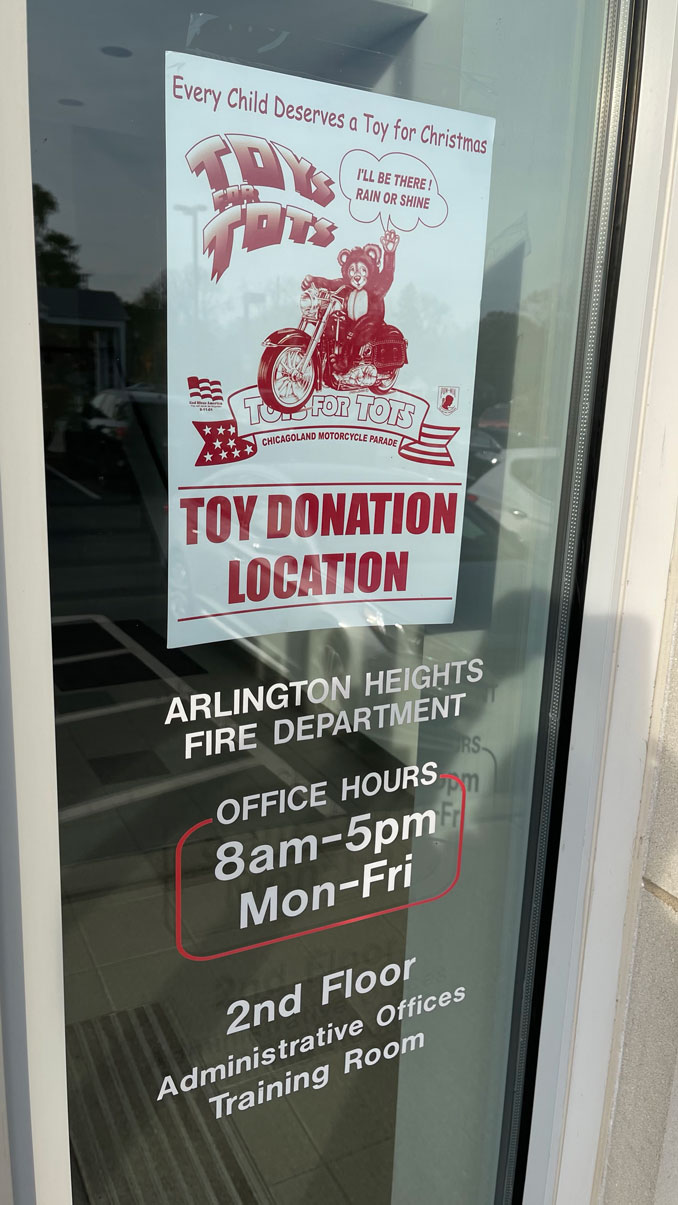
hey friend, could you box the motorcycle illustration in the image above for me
[257,230,408,414]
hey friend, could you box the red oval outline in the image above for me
[175,772,466,960]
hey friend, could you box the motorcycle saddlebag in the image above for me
[373,325,408,370]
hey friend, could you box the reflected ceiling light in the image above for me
[58,98,83,107]
[100,45,132,57]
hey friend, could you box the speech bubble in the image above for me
[339,149,448,233]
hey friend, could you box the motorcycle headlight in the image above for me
[300,290,318,316]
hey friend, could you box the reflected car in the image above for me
[64,384,166,489]
[63,389,130,480]
[468,447,561,544]
[467,427,504,484]
[476,401,511,445]
[476,400,536,447]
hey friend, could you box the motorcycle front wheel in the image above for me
[258,344,315,413]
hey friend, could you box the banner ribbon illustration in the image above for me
[191,384,458,468]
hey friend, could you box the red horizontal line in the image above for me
[178,595,454,622]
[176,481,462,490]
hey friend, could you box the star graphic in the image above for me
[228,438,236,448]
[203,427,212,436]
[214,439,222,448]
[233,448,241,457]
[220,450,228,459]
[204,452,212,461]
[217,426,225,435]
[227,424,235,433]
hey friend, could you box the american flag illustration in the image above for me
[193,421,257,467]
[399,424,459,467]
[187,376,224,404]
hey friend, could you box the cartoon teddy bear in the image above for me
[302,228,400,372]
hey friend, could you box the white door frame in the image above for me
[524,0,678,1199]
[0,3,72,1203]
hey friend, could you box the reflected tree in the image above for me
[33,183,85,288]
[126,272,167,389]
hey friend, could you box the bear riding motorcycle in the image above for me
[257,229,408,414]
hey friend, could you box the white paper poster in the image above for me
[165,54,494,647]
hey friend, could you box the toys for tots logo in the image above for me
[243,389,418,431]
[191,385,458,469]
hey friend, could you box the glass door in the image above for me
[25,0,632,1200]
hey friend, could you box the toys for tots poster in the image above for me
[165,53,494,648]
